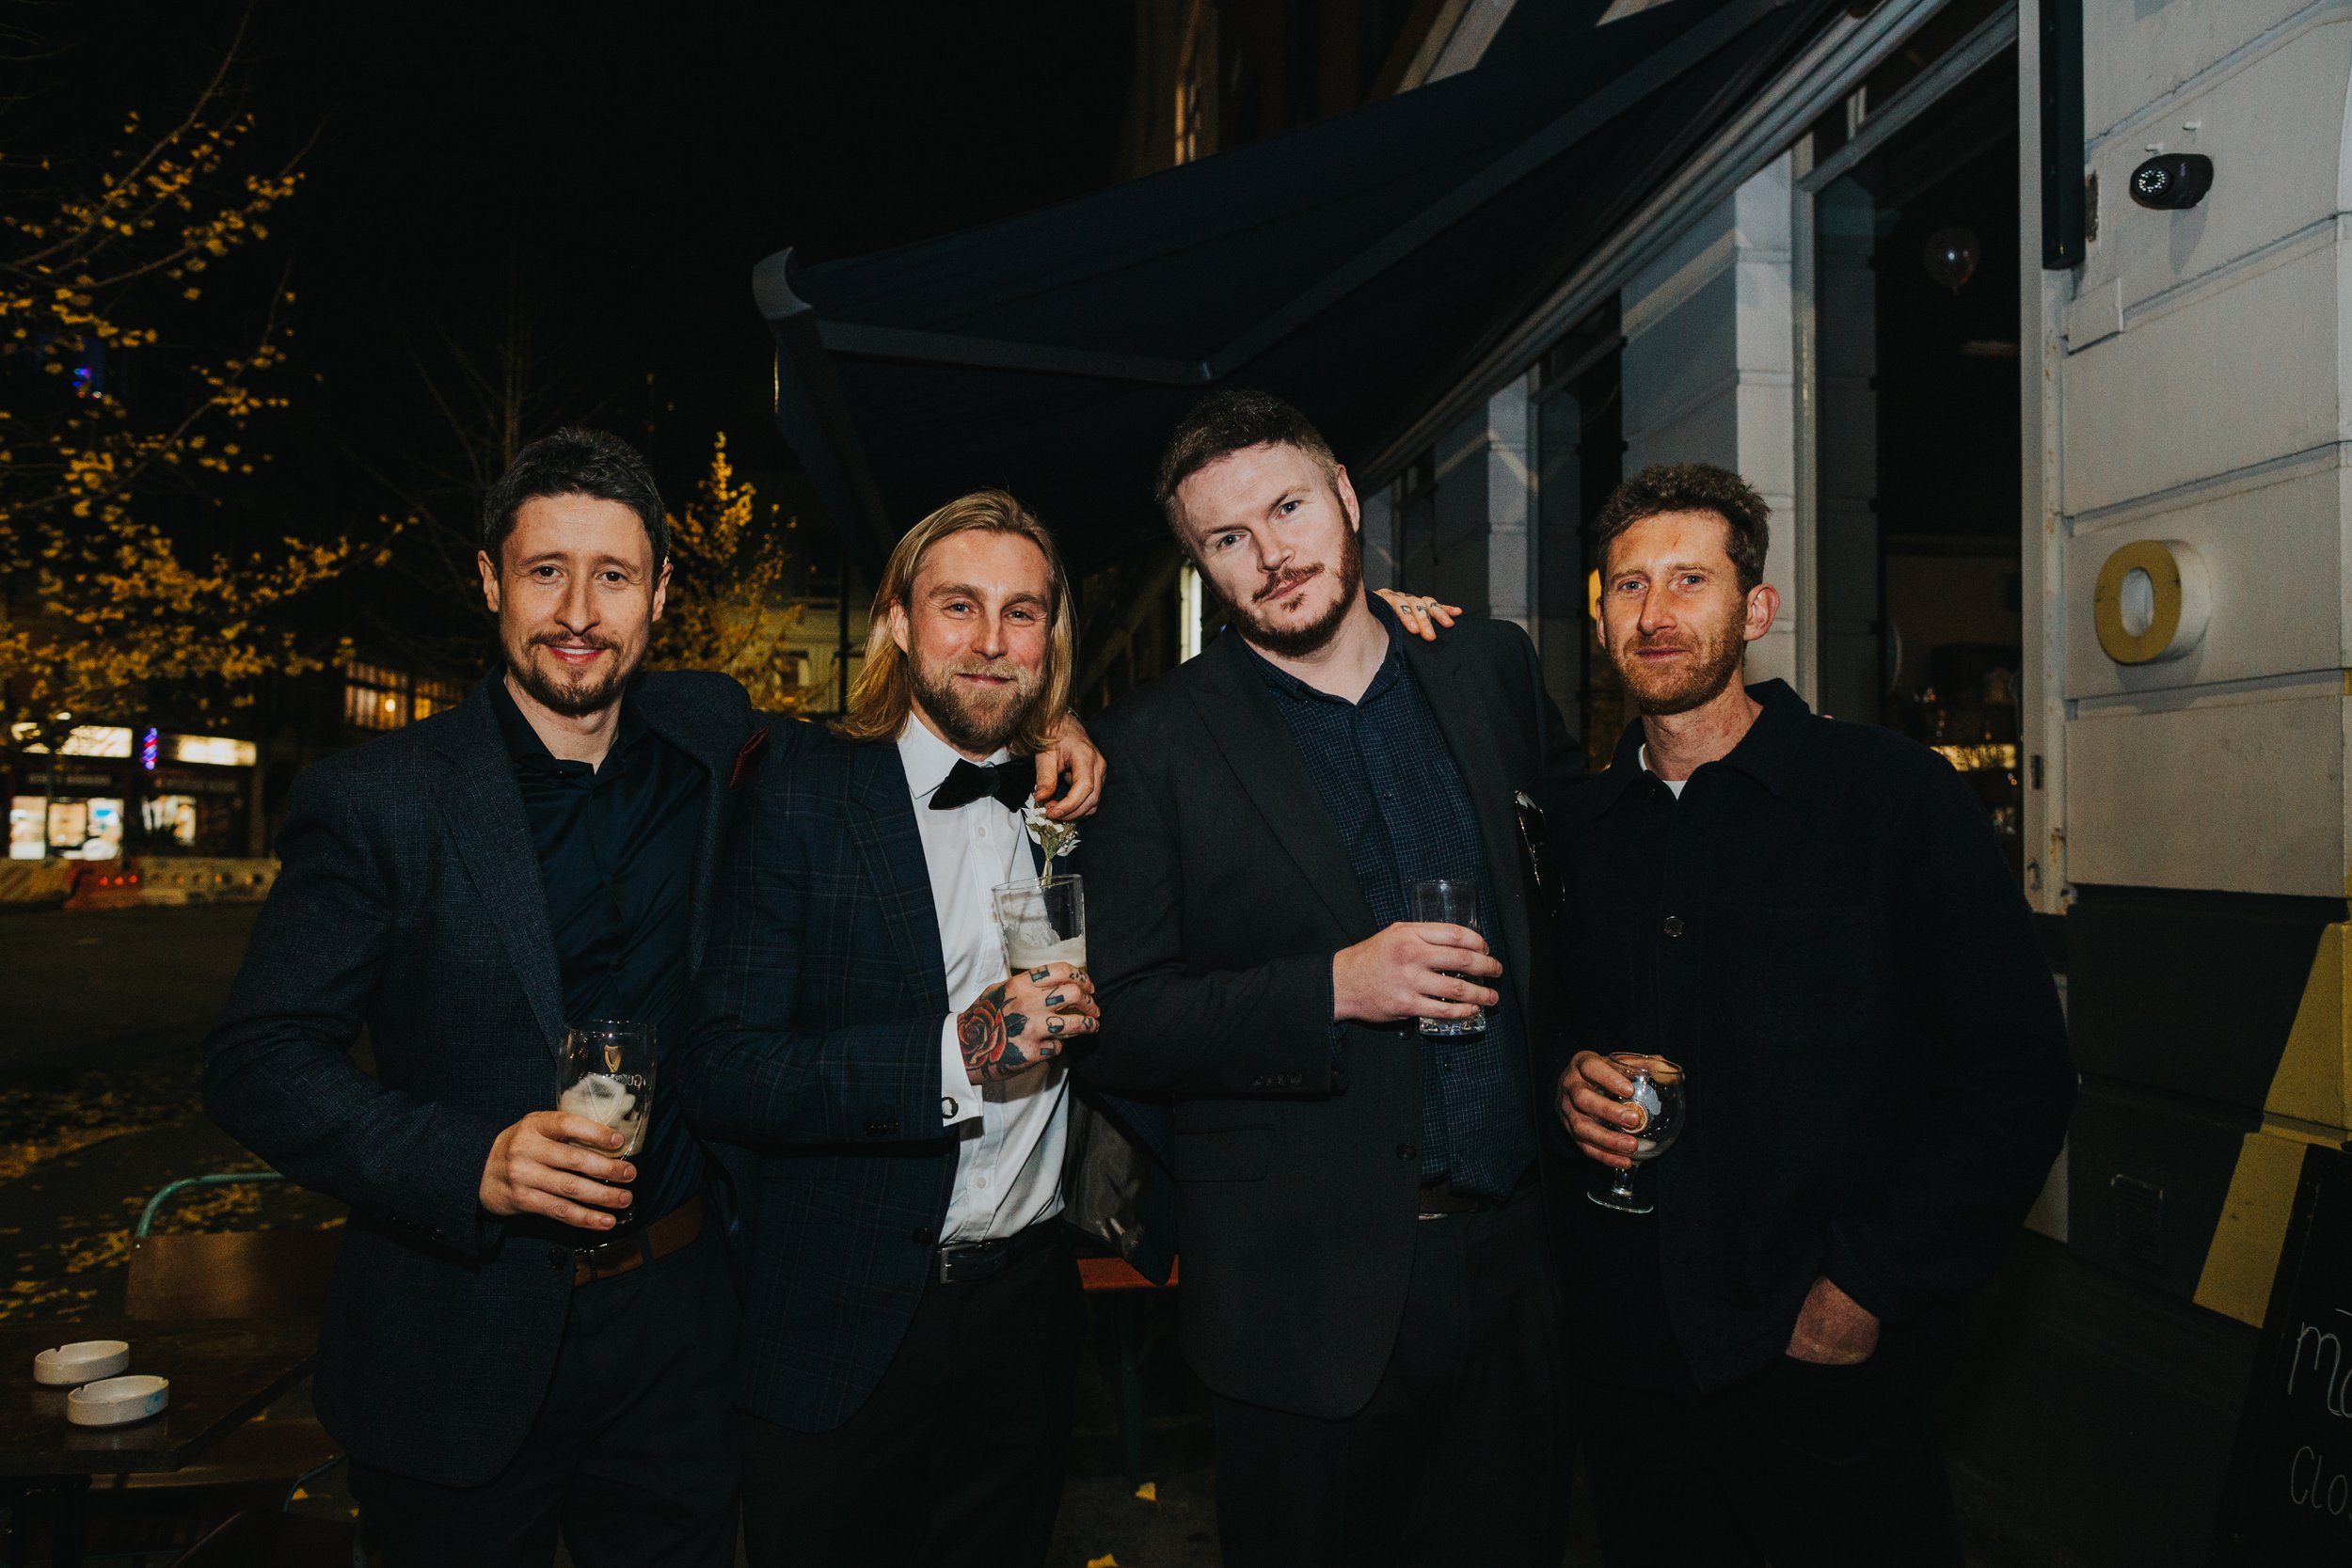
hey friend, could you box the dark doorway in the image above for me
[1815,47,2025,876]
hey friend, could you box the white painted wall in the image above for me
[2052,0,2352,897]
[1620,152,1801,687]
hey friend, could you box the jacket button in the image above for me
[912,1226,934,1247]
[1662,915,1686,937]
[1396,1142,1415,1162]
[547,1246,567,1270]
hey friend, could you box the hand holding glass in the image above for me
[557,1021,656,1228]
[1407,877,1486,1037]
[1586,1053,1685,1214]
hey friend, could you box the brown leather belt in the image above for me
[572,1196,702,1287]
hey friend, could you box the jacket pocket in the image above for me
[1170,1126,1272,1183]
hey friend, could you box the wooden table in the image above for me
[0,1318,319,1567]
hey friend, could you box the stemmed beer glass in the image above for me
[1586,1053,1686,1215]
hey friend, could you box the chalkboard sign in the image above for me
[2213,1142,2352,1563]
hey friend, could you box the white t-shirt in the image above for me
[1638,743,1687,799]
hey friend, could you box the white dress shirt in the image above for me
[898,718,1070,1244]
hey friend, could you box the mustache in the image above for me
[945,657,1025,681]
[1253,563,1324,604]
[530,631,621,653]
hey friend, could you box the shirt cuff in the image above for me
[938,1015,984,1128]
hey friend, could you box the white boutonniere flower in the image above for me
[1023,801,1080,886]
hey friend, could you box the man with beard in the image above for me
[1080,390,1586,1566]
[675,489,1102,1568]
[1551,462,2073,1565]
[204,435,1101,1567]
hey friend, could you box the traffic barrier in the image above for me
[0,861,75,907]
[63,856,278,911]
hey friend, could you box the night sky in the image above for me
[69,2,1135,526]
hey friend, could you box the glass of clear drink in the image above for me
[1586,1053,1685,1215]
[993,876,1087,974]
[557,1020,656,1228]
[1408,876,1486,1037]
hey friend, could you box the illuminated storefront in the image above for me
[5,725,257,861]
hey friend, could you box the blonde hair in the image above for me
[831,489,1076,752]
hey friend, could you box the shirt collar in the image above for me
[1240,589,1405,706]
[896,713,1014,806]
[1587,678,1811,816]
[485,667,644,775]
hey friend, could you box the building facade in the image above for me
[1265,0,2345,1558]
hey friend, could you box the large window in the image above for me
[344,663,465,731]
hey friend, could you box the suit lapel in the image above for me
[848,742,952,1014]
[1185,634,1375,940]
[430,695,567,1058]
[1394,630,1537,1024]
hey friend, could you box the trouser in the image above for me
[1582,1331,1962,1568]
[736,1221,1085,1568]
[347,1227,740,1568]
[1210,1188,1571,1568]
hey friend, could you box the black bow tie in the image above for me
[930,758,1034,813]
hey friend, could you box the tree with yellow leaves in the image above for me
[651,434,807,713]
[0,24,378,847]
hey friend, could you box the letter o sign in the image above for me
[2093,539,2210,665]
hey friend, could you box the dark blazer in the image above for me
[202,670,771,1489]
[1082,610,1586,1420]
[672,728,967,1435]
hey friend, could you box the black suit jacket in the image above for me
[203,670,771,1488]
[1083,611,1585,1419]
[673,728,971,1434]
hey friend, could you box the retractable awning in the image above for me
[755,0,1831,581]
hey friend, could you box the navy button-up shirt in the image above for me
[488,673,707,1229]
[1244,599,1535,1198]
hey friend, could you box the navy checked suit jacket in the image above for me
[674,726,965,1434]
[203,670,774,1488]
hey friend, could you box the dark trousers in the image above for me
[347,1228,740,1568]
[1583,1336,1962,1568]
[737,1223,1084,1568]
[1211,1190,1570,1568]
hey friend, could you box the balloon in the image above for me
[1922,226,1979,293]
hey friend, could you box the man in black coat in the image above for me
[205,433,1104,1567]
[1083,391,1586,1567]
[1552,462,2074,1566]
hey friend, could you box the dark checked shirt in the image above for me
[1245,602,1535,1198]
[488,674,707,1228]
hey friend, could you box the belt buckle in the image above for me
[935,1237,1008,1285]
[574,1232,637,1275]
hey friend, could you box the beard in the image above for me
[1224,524,1364,659]
[1610,616,1747,716]
[505,630,637,719]
[909,650,1045,756]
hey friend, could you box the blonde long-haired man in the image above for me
[676,489,1102,1568]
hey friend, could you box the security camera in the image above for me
[2128,153,2213,211]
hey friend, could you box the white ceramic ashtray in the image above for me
[66,1373,168,1427]
[32,1339,130,1386]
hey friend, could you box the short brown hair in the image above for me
[1155,388,1339,540]
[831,489,1076,752]
[1592,462,1771,593]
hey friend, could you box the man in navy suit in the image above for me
[676,489,1100,1568]
[205,432,1102,1567]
